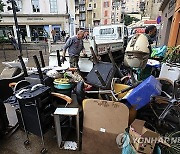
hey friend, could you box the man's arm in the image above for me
[62,37,72,57]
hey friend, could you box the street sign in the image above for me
[157,16,161,24]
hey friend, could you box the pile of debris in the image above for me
[0,44,179,154]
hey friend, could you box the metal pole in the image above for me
[11,0,22,56]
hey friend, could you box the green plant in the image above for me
[163,45,180,63]
[124,14,140,26]
[0,36,10,43]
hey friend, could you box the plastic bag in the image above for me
[151,45,167,58]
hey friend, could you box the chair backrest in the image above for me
[86,62,116,89]
[39,50,45,67]
[0,72,24,101]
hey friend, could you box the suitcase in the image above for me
[15,84,55,153]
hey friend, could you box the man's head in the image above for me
[145,25,157,38]
[77,30,85,39]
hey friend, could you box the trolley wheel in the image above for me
[24,140,30,146]
[40,148,47,154]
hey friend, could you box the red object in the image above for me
[144,20,157,24]
[135,28,145,34]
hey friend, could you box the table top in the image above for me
[54,108,79,115]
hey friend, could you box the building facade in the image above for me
[159,0,176,46]
[79,0,86,29]
[144,0,162,19]
[0,0,73,42]
[111,0,122,24]
[76,0,123,30]
[124,0,141,13]
[101,0,112,25]
[85,0,101,28]
[75,0,80,31]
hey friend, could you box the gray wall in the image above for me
[158,1,175,46]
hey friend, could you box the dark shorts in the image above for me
[69,56,79,68]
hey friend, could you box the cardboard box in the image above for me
[129,119,160,154]
[125,75,162,110]
[82,99,129,154]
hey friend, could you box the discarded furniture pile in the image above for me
[0,45,179,154]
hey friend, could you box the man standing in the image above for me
[51,29,56,43]
[61,30,66,42]
[62,30,87,68]
[144,25,157,54]
[138,25,157,80]
[21,30,27,43]
[33,29,39,43]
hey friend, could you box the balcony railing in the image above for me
[87,6,93,11]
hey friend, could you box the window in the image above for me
[89,4,91,7]
[99,28,114,34]
[117,27,121,38]
[49,0,57,13]
[32,0,40,12]
[103,1,109,8]
[15,0,22,11]
[93,13,96,18]
[94,3,96,8]
[104,10,108,17]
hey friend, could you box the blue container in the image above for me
[126,75,161,110]
[53,82,72,90]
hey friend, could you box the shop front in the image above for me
[0,14,69,42]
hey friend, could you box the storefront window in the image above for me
[49,0,58,13]
[0,26,13,39]
[31,0,40,12]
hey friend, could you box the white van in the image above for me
[89,24,128,61]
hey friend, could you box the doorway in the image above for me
[30,25,44,41]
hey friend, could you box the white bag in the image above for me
[159,63,180,83]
